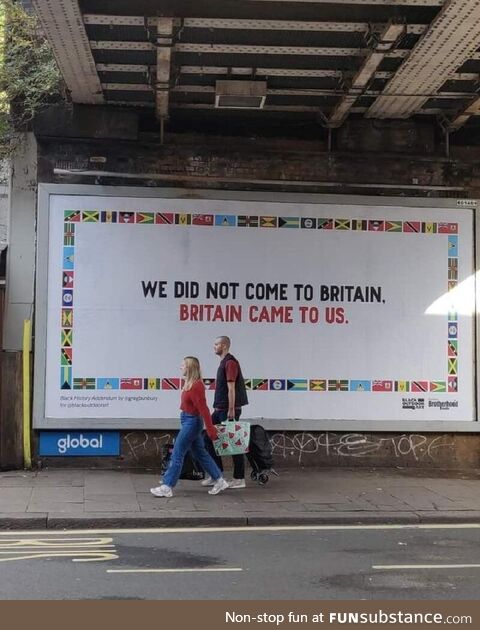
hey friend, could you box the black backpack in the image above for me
[161,444,205,481]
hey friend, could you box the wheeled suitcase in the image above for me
[247,424,278,485]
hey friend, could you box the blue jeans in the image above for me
[163,412,222,488]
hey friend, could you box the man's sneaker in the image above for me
[228,478,246,489]
[150,484,173,498]
[208,477,229,495]
[201,475,215,487]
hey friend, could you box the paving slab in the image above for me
[0,467,480,529]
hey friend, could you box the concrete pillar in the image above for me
[2,132,37,350]
[0,132,37,469]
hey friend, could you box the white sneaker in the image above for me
[150,484,173,498]
[208,477,229,495]
[201,475,215,487]
[228,478,246,489]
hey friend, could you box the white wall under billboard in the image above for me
[34,186,476,429]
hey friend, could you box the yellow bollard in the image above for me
[22,319,32,469]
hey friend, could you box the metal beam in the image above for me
[90,41,409,58]
[167,84,476,98]
[32,0,103,103]
[329,21,406,127]
[367,0,480,118]
[83,15,426,34]
[226,0,445,4]
[156,18,174,120]
[449,97,480,129]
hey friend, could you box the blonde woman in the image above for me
[151,357,229,498]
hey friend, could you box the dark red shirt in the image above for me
[225,359,239,382]
[180,380,214,430]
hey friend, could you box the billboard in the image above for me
[36,191,475,427]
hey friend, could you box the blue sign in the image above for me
[39,431,120,456]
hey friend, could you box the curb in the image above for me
[1,511,480,530]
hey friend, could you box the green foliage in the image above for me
[0,0,62,156]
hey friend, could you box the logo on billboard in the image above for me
[428,400,458,411]
[39,432,120,456]
[402,398,425,410]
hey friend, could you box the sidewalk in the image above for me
[1,467,480,529]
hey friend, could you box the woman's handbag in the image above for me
[213,420,250,456]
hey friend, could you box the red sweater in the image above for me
[180,380,214,431]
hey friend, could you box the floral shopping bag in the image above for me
[213,420,250,456]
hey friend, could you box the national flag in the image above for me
[60,366,72,389]
[252,379,268,390]
[430,381,446,393]
[372,380,393,392]
[411,381,428,392]
[368,220,384,232]
[269,379,286,391]
[438,222,458,234]
[97,378,120,390]
[64,223,75,245]
[63,247,74,270]
[73,377,96,389]
[448,236,458,257]
[309,379,326,392]
[448,309,457,321]
[64,210,81,222]
[244,379,252,390]
[161,378,181,390]
[335,219,350,230]
[144,378,160,390]
[403,221,421,233]
[61,347,72,366]
[82,211,99,223]
[101,211,117,223]
[448,340,458,357]
[422,222,436,234]
[155,212,174,224]
[192,214,214,226]
[62,271,74,288]
[203,378,216,390]
[448,258,458,280]
[278,217,299,228]
[328,380,349,391]
[287,379,308,391]
[351,219,367,231]
[214,214,236,227]
[121,378,143,390]
[300,217,316,229]
[175,214,191,226]
[61,309,73,327]
[385,221,402,232]
[119,212,135,223]
[448,322,458,338]
[136,212,154,224]
[395,381,410,392]
[61,329,72,347]
[62,290,73,307]
[448,376,458,392]
[448,280,457,291]
[350,380,371,392]
[261,216,278,228]
[238,215,259,227]
[448,358,457,375]
[317,218,333,230]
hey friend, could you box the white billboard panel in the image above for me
[42,194,474,424]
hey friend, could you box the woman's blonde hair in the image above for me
[183,356,203,391]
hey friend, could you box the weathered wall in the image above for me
[34,429,480,471]
[21,106,480,470]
